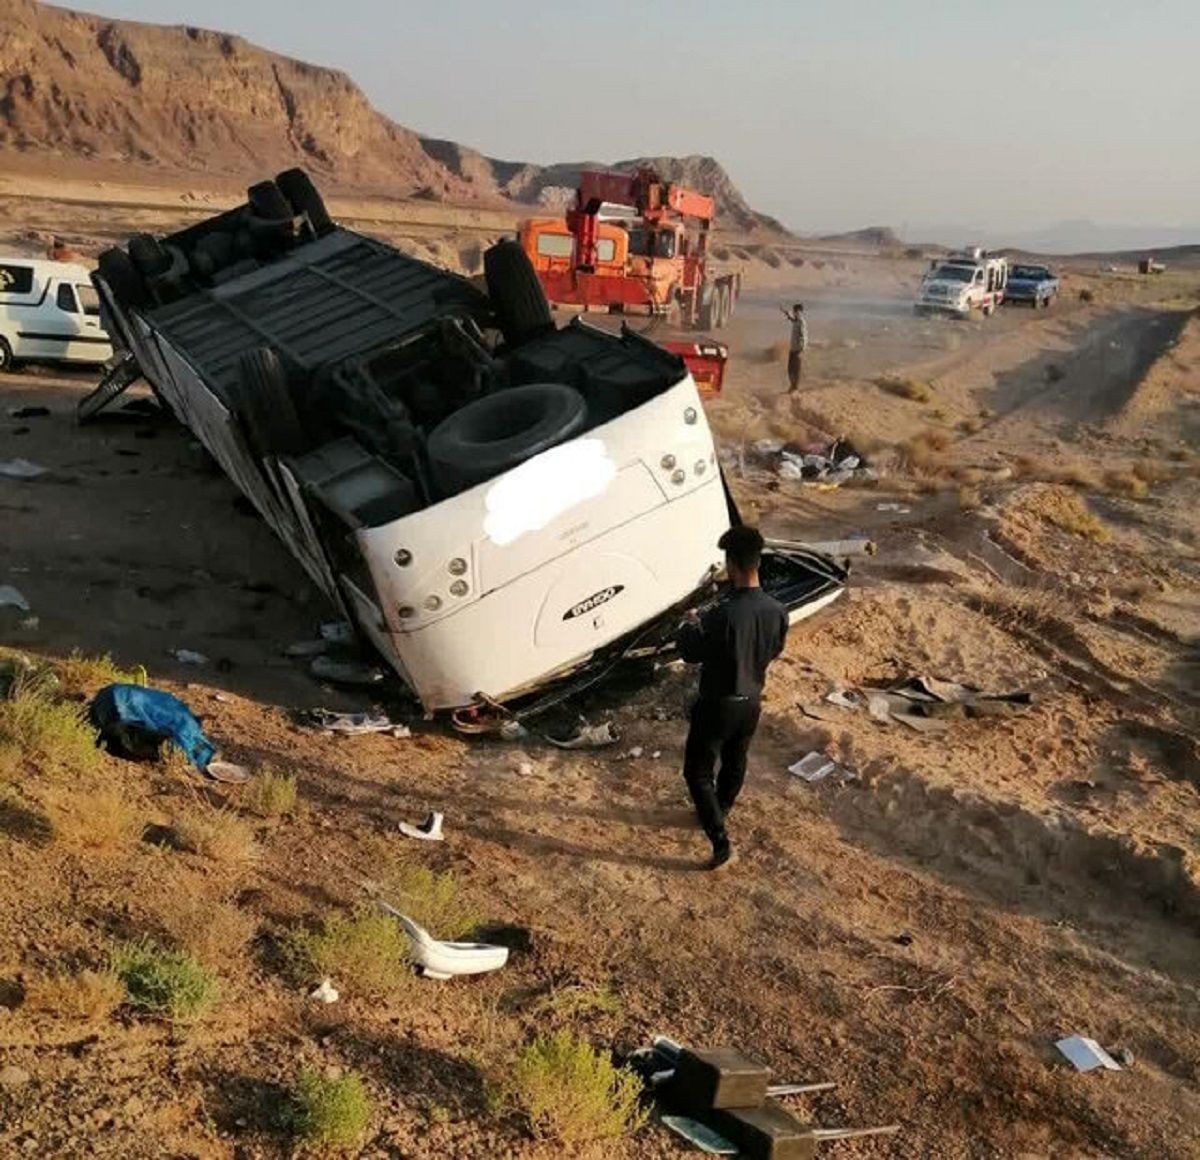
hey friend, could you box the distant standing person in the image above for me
[676,525,789,869]
[781,302,807,391]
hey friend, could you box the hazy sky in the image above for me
[90,0,1200,235]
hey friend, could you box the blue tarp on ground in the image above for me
[89,683,215,770]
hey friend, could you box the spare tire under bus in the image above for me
[426,382,587,497]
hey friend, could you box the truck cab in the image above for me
[0,258,114,371]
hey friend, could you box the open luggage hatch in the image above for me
[760,539,848,624]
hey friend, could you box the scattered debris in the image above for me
[787,752,839,783]
[768,1082,838,1097]
[168,648,209,666]
[309,656,385,686]
[626,746,645,759]
[309,978,340,1004]
[301,708,410,737]
[751,436,877,489]
[89,683,216,770]
[399,811,445,842]
[204,760,252,784]
[499,719,529,741]
[0,585,31,613]
[802,537,876,558]
[0,458,48,480]
[8,406,49,419]
[1055,1036,1122,1072]
[660,1115,738,1154]
[547,720,620,749]
[1113,1046,1135,1068]
[869,675,1035,725]
[284,639,329,658]
[824,688,862,711]
[319,620,355,644]
[378,903,509,980]
[892,930,915,947]
[876,502,911,513]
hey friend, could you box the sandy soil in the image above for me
[0,184,1198,1158]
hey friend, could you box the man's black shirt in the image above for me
[677,586,789,700]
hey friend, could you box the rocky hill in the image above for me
[1,1,786,233]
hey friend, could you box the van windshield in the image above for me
[1011,266,1049,280]
[933,265,975,283]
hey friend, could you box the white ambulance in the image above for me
[0,258,114,371]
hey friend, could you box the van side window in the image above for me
[0,264,35,295]
[56,283,78,314]
[595,239,617,263]
[77,285,101,316]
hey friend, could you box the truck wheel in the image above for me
[484,240,554,347]
[698,285,715,330]
[719,285,731,327]
[129,234,170,277]
[275,168,334,236]
[97,248,147,309]
[230,347,310,458]
[427,382,587,496]
[0,337,12,373]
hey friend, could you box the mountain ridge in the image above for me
[1,0,787,235]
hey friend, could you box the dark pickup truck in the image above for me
[1004,264,1059,308]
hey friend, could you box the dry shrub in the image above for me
[1078,288,1095,303]
[173,801,259,865]
[984,584,1074,632]
[1051,463,1101,490]
[158,888,257,966]
[1011,454,1040,480]
[23,969,124,1023]
[47,785,139,852]
[1040,491,1112,542]
[1102,470,1149,500]
[950,465,984,485]
[502,1031,646,1146]
[1044,363,1065,383]
[291,1069,372,1153]
[242,768,297,818]
[1166,447,1192,463]
[876,375,933,403]
[898,429,954,480]
[384,864,480,939]
[957,486,982,511]
[759,339,789,364]
[55,651,142,697]
[532,983,623,1025]
[958,416,984,434]
[0,668,101,777]
[287,907,411,996]
[1130,459,1175,485]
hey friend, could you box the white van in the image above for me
[92,171,846,725]
[0,259,114,371]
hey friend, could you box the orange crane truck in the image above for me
[519,167,739,396]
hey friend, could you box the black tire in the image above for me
[717,284,730,328]
[128,234,170,277]
[484,240,554,347]
[0,337,12,373]
[427,382,587,496]
[698,284,715,330]
[276,168,334,235]
[247,180,292,222]
[230,347,310,457]
[97,247,146,309]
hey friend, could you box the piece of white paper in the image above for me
[1055,1035,1121,1072]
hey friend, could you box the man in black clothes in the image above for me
[676,525,789,869]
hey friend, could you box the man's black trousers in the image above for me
[682,695,762,843]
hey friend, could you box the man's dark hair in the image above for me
[793,302,804,312]
[718,524,764,572]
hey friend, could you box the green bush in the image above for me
[111,940,220,1022]
[292,1069,371,1152]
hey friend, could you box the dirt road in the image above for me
[1,251,1197,1157]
